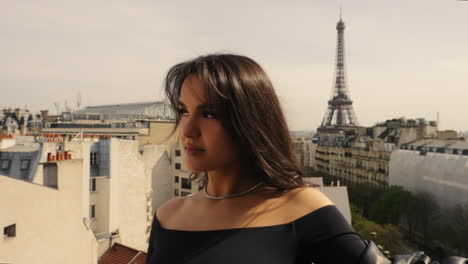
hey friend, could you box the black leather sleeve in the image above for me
[358,241,391,264]
[358,240,468,264]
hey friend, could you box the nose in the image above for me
[179,115,200,139]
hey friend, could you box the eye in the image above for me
[177,108,188,117]
[203,111,216,119]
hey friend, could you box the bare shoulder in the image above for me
[288,187,334,205]
[280,187,334,218]
[155,191,205,226]
[155,196,187,224]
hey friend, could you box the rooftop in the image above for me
[403,139,468,150]
[72,101,173,121]
[1,143,40,152]
[98,243,147,264]
[401,139,468,155]
[84,101,164,109]
[445,140,468,149]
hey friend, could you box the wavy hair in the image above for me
[165,53,304,191]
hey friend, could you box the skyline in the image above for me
[1,1,468,131]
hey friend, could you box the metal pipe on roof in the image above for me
[127,252,142,264]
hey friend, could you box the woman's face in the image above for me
[178,75,241,172]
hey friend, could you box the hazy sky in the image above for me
[1,0,467,131]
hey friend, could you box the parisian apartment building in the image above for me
[313,118,461,187]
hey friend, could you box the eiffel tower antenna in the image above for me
[77,91,82,109]
[339,2,343,21]
[320,11,359,128]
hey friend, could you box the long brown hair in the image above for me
[165,53,304,190]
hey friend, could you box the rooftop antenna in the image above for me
[77,91,82,109]
[340,2,343,21]
[53,102,60,115]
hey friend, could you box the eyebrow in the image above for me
[178,100,214,110]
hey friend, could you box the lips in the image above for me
[184,144,205,155]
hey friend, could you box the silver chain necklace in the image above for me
[203,182,264,200]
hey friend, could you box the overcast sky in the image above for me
[1,0,467,131]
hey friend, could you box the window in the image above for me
[1,160,10,170]
[4,224,16,238]
[90,178,96,192]
[175,176,179,183]
[181,178,191,189]
[90,152,98,166]
[90,205,96,219]
[175,150,181,156]
[20,160,30,170]
[181,191,191,197]
[174,189,179,196]
[175,163,181,170]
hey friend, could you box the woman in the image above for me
[146,54,388,264]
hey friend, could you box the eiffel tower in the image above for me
[320,14,359,128]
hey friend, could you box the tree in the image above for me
[405,192,440,244]
[352,213,415,255]
[348,183,384,218]
[446,204,468,256]
[370,186,412,225]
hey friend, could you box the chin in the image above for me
[185,161,212,173]
[188,166,214,173]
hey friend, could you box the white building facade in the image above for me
[170,140,202,197]
[0,136,173,263]
[389,140,468,209]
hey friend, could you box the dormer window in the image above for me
[1,160,10,170]
[4,224,16,238]
[20,160,30,170]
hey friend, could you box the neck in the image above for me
[205,166,258,198]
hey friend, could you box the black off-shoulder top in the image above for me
[146,205,367,264]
